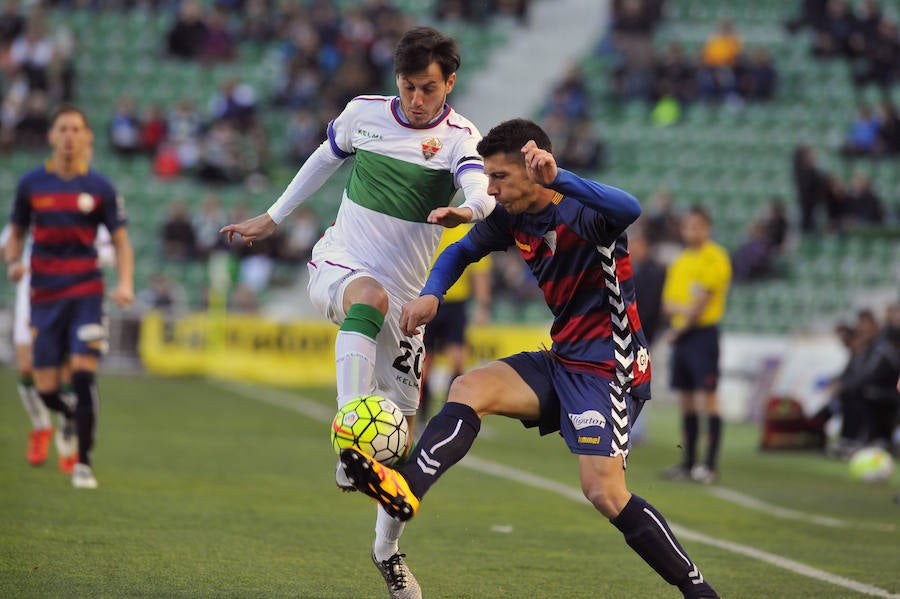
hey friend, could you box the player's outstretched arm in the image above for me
[400,295,440,337]
[219,212,277,246]
[4,223,27,283]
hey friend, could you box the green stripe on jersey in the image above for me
[347,149,456,222]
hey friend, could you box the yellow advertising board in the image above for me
[139,311,552,387]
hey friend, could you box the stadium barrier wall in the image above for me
[139,311,552,387]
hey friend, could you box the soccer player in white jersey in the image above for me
[2,223,114,473]
[221,27,494,599]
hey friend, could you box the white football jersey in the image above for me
[314,96,491,301]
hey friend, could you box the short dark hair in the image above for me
[50,104,91,129]
[685,204,711,224]
[476,118,552,161]
[394,26,460,79]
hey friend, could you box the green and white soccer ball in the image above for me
[848,447,895,483]
[331,395,409,466]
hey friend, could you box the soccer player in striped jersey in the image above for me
[341,119,720,598]
[3,222,114,473]
[5,105,134,490]
[220,27,494,599]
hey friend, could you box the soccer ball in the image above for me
[848,447,895,483]
[331,395,409,466]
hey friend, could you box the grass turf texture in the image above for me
[1,368,898,598]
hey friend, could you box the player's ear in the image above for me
[445,72,456,94]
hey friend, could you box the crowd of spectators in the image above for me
[792,144,888,234]
[787,0,900,94]
[839,99,900,158]
[434,0,532,26]
[0,2,76,151]
[606,0,778,118]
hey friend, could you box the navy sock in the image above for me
[611,495,715,597]
[398,402,480,499]
[71,370,98,466]
[38,390,74,417]
[683,412,699,469]
[706,415,722,471]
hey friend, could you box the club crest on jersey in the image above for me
[421,137,443,160]
[77,193,96,213]
[636,346,650,373]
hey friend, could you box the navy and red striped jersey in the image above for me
[10,162,126,304]
[422,168,652,400]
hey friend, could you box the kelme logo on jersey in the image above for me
[421,137,443,160]
[568,410,607,430]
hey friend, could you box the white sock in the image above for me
[18,383,52,430]
[335,331,377,408]
[373,505,406,562]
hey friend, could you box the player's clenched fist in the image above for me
[521,139,558,186]
[400,295,440,337]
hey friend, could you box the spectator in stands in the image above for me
[208,77,258,132]
[285,107,322,164]
[545,64,591,121]
[823,173,850,232]
[811,0,856,58]
[140,103,167,156]
[731,220,776,283]
[228,284,260,314]
[759,197,790,252]
[137,273,188,316]
[874,99,900,155]
[196,120,243,184]
[165,98,203,171]
[840,104,881,157]
[844,170,885,225]
[109,94,142,156]
[239,0,277,43]
[9,17,52,93]
[699,19,742,102]
[192,193,228,259]
[200,7,236,64]
[652,41,698,105]
[735,47,777,101]
[557,116,605,172]
[791,144,828,233]
[642,186,681,251]
[850,15,899,93]
[278,207,320,264]
[608,0,658,101]
[0,1,25,46]
[785,0,830,35]
[160,199,196,262]
[13,89,49,149]
[166,0,208,60]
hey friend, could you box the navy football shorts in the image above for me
[31,295,105,368]
[501,350,645,456]
[670,325,720,392]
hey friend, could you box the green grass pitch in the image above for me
[1,368,897,598]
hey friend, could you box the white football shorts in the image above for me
[307,248,424,415]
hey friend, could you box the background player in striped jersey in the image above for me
[220,27,494,599]
[340,119,719,598]
[5,105,134,489]
[2,222,114,473]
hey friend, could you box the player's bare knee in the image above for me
[582,484,623,518]
[447,372,495,415]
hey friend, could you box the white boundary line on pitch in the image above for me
[218,380,900,599]
[706,487,896,533]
